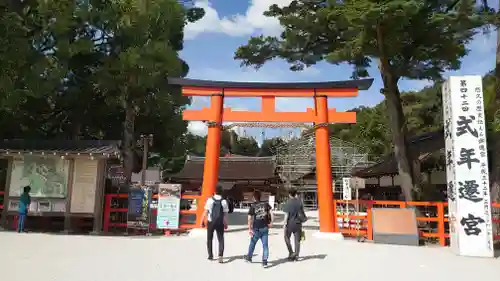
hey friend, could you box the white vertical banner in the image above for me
[342,177,352,200]
[442,79,459,252]
[268,195,275,210]
[442,76,494,257]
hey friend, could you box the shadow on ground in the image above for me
[222,253,327,268]
[223,254,257,264]
[266,254,327,269]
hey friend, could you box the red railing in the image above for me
[335,200,500,246]
[102,195,500,246]
[103,193,200,232]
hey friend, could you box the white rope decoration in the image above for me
[216,122,329,130]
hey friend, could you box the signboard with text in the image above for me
[156,184,181,230]
[442,76,494,257]
[342,177,352,201]
[127,186,151,229]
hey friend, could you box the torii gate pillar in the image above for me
[168,77,374,234]
[199,94,223,226]
[314,95,336,232]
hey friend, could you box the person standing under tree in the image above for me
[200,184,229,263]
[17,186,31,233]
[244,190,273,267]
[282,188,307,261]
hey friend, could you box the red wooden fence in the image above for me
[102,194,500,246]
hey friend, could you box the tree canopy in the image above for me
[234,0,488,200]
[0,0,205,182]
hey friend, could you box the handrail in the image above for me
[334,200,500,246]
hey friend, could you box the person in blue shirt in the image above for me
[18,185,31,233]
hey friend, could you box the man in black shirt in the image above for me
[244,190,273,266]
[282,188,306,261]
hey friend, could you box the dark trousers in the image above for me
[207,221,224,258]
[247,227,269,261]
[284,224,301,257]
[17,214,26,233]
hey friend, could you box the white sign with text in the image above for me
[442,76,494,257]
[342,177,352,201]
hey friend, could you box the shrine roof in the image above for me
[352,131,444,178]
[168,77,374,90]
[167,155,277,180]
[0,139,121,157]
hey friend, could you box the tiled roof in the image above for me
[168,155,277,180]
[0,139,121,156]
[352,131,444,178]
[168,77,374,90]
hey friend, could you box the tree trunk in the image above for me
[376,23,418,201]
[488,10,500,203]
[122,98,136,184]
[71,123,82,140]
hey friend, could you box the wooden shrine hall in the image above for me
[166,155,280,207]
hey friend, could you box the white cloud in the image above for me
[185,0,293,39]
[187,121,207,136]
[186,121,248,137]
[186,107,250,137]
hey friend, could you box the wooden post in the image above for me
[92,159,106,234]
[1,157,13,229]
[314,95,336,233]
[367,207,373,240]
[63,158,75,233]
[197,94,223,226]
[437,202,446,246]
[103,194,112,232]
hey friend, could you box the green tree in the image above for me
[0,1,62,122]
[221,129,239,154]
[185,133,207,156]
[234,0,483,201]
[260,137,286,156]
[233,137,260,156]
[0,0,205,182]
[88,0,203,181]
[447,0,500,203]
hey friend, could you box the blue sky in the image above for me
[181,0,498,142]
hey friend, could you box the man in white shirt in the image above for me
[200,184,229,263]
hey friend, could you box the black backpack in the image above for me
[211,197,224,225]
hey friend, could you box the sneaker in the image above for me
[262,260,268,267]
[287,255,298,261]
[218,256,223,263]
[208,256,214,261]
[243,255,252,262]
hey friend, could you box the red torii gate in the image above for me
[168,78,373,233]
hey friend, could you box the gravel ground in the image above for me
[1,229,499,281]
